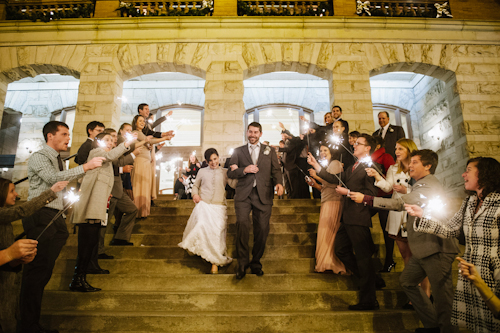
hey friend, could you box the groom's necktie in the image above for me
[250,145,258,187]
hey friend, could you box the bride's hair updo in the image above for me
[204,148,218,161]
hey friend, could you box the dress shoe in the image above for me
[251,268,264,276]
[402,301,414,310]
[236,265,246,279]
[87,268,110,274]
[348,300,380,310]
[415,328,440,333]
[69,274,101,292]
[110,239,133,246]
[98,253,114,260]
[375,276,386,289]
[380,261,397,273]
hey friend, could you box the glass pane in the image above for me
[158,158,187,194]
[65,111,76,148]
[248,112,254,124]
[259,107,300,145]
[159,109,201,147]
[401,114,409,138]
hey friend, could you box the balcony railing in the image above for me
[356,1,452,18]
[6,0,94,22]
[117,1,213,16]
[237,0,332,16]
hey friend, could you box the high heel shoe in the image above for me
[380,261,396,273]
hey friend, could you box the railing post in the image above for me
[213,0,237,16]
[0,0,6,21]
[94,0,121,17]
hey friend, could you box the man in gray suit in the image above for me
[351,149,459,333]
[227,122,284,279]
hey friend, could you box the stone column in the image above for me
[213,0,237,16]
[331,61,374,134]
[0,79,7,126]
[70,60,124,166]
[203,60,245,156]
[94,0,121,18]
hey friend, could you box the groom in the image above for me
[228,122,284,279]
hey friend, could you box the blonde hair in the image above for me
[396,138,418,173]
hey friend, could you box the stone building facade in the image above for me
[0,12,499,197]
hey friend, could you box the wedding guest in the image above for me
[306,145,346,274]
[0,179,67,333]
[118,123,134,200]
[405,157,500,333]
[373,111,405,160]
[131,115,173,218]
[74,121,105,165]
[308,134,381,310]
[19,121,105,333]
[70,132,140,292]
[184,153,201,199]
[179,148,233,274]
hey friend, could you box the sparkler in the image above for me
[124,132,135,143]
[229,148,234,155]
[36,188,80,241]
[419,194,446,220]
[97,140,107,149]
[155,152,163,161]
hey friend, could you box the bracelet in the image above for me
[485,294,495,302]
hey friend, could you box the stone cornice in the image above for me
[0,17,499,46]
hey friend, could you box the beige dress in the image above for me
[131,130,156,218]
[315,160,346,274]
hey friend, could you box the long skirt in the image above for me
[315,199,346,274]
[178,201,232,266]
[132,156,154,218]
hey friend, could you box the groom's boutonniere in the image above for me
[389,127,394,133]
[263,146,271,155]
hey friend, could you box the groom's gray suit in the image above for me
[227,142,283,271]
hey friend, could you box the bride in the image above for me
[178,148,232,274]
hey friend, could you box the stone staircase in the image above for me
[16,198,432,332]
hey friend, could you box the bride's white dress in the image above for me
[178,167,232,266]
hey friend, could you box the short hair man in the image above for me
[308,133,381,311]
[227,122,284,279]
[74,121,105,165]
[19,121,104,333]
[137,103,174,140]
[331,105,349,134]
[373,111,405,160]
[350,149,459,333]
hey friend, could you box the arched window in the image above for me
[245,104,314,144]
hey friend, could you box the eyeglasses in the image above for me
[354,142,367,146]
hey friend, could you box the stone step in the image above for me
[149,206,320,216]
[153,198,322,208]
[47,272,456,293]
[42,290,411,312]
[40,310,421,333]
[144,213,320,224]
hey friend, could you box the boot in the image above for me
[69,272,101,292]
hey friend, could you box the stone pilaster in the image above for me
[70,61,124,166]
[331,64,374,134]
[0,79,7,126]
[455,55,500,160]
[203,60,245,156]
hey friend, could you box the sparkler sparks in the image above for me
[359,156,373,167]
[229,148,234,155]
[65,188,80,205]
[155,152,163,161]
[319,159,329,167]
[124,132,135,143]
[97,140,107,148]
[419,194,446,220]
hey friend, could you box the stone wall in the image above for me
[0,17,498,198]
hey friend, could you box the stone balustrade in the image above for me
[5,0,94,21]
[356,0,452,18]
[117,0,213,16]
[238,0,331,16]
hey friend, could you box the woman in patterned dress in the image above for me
[405,157,500,333]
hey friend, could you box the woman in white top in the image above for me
[366,138,431,304]
[178,148,232,274]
